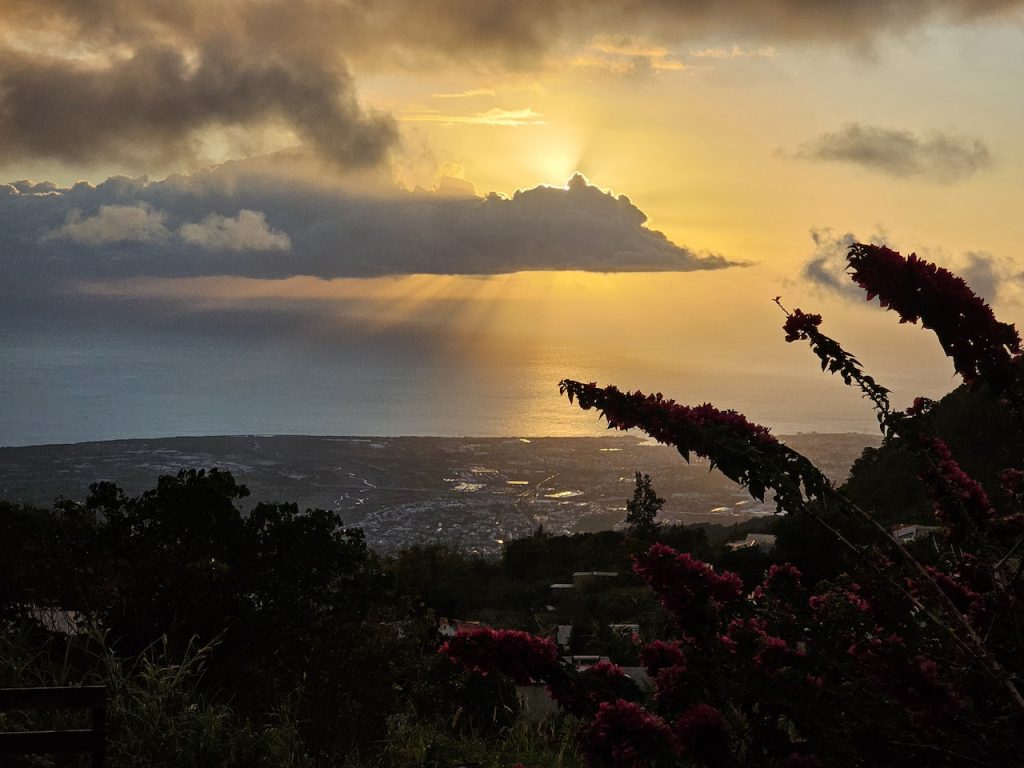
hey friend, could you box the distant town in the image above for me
[0,433,874,555]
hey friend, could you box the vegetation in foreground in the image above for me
[1,243,1023,766]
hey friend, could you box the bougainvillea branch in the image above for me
[559,379,830,512]
[557,382,1024,721]
[776,299,896,437]
[919,438,995,546]
[847,243,1021,385]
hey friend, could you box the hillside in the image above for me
[0,433,873,554]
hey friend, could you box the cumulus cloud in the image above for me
[0,1,1019,168]
[180,210,291,251]
[792,124,992,182]
[42,203,290,251]
[45,204,171,245]
[0,158,735,305]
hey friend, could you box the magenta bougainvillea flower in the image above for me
[585,699,681,768]
[782,309,823,343]
[848,243,1020,383]
[919,438,995,539]
[560,380,776,447]
[560,379,829,511]
[753,563,804,601]
[640,639,687,678]
[440,627,558,685]
[633,544,743,634]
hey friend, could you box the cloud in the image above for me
[430,88,497,99]
[45,204,171,245]
[799,228,866,299]
[42,203,290,251]
[0,157,736,305]
[400,107,546,126]
[571,37,688,75]
[0,28,396,169]
[688,45,777,59]
[0,1,1019,169]
[959,251,1005,304]
[180,210,291,251]
[799,228,1011,304]
[792,124,992,182]
[11,180,63,195]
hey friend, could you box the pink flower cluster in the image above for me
[752,562,804,602]
[560,380,777,449]
[637,640,690,713]
[722,617,796,674]
[640,639,687,677]
[927,565,980,612]
[560,379,829,512]
[652,663,690,711]
[844,627,963,723]
[585,699,681,768]
[547,659,636,715]
[905,396,935,417]
[633,544,744,633]
[919,438,995,537]
[809,582,871,617]
[782,309,823,343]
[847,243,1021,383]
[927,562,993,628]
[440,627,558,686]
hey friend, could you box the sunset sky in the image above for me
[2,1,1023,445]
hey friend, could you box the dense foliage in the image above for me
[445,244,1024,767]
[4,242,1024,767]
[0,470,437,765]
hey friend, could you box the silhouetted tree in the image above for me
[625,471,664,533]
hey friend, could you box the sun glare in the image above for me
[524,144,585,189]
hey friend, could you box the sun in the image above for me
[524,142,586,189]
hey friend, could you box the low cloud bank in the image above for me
[1,162,734,297]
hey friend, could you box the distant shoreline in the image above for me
[1,430,877,451]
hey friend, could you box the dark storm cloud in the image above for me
[0,160,734,300]
[793,124,993,183]
[0,0,1020,167]
[0,43,397,169]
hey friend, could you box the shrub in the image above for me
[446,243,1024,767]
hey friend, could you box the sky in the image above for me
[2,0,1024,445]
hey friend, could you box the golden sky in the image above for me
[1,1,1023,443]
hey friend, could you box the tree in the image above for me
[625,472,664,533]
[0,468,432,764]
[446,243,1024,768]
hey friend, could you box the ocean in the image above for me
[0,325,924,447]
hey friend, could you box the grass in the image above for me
[1,617,585,768]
